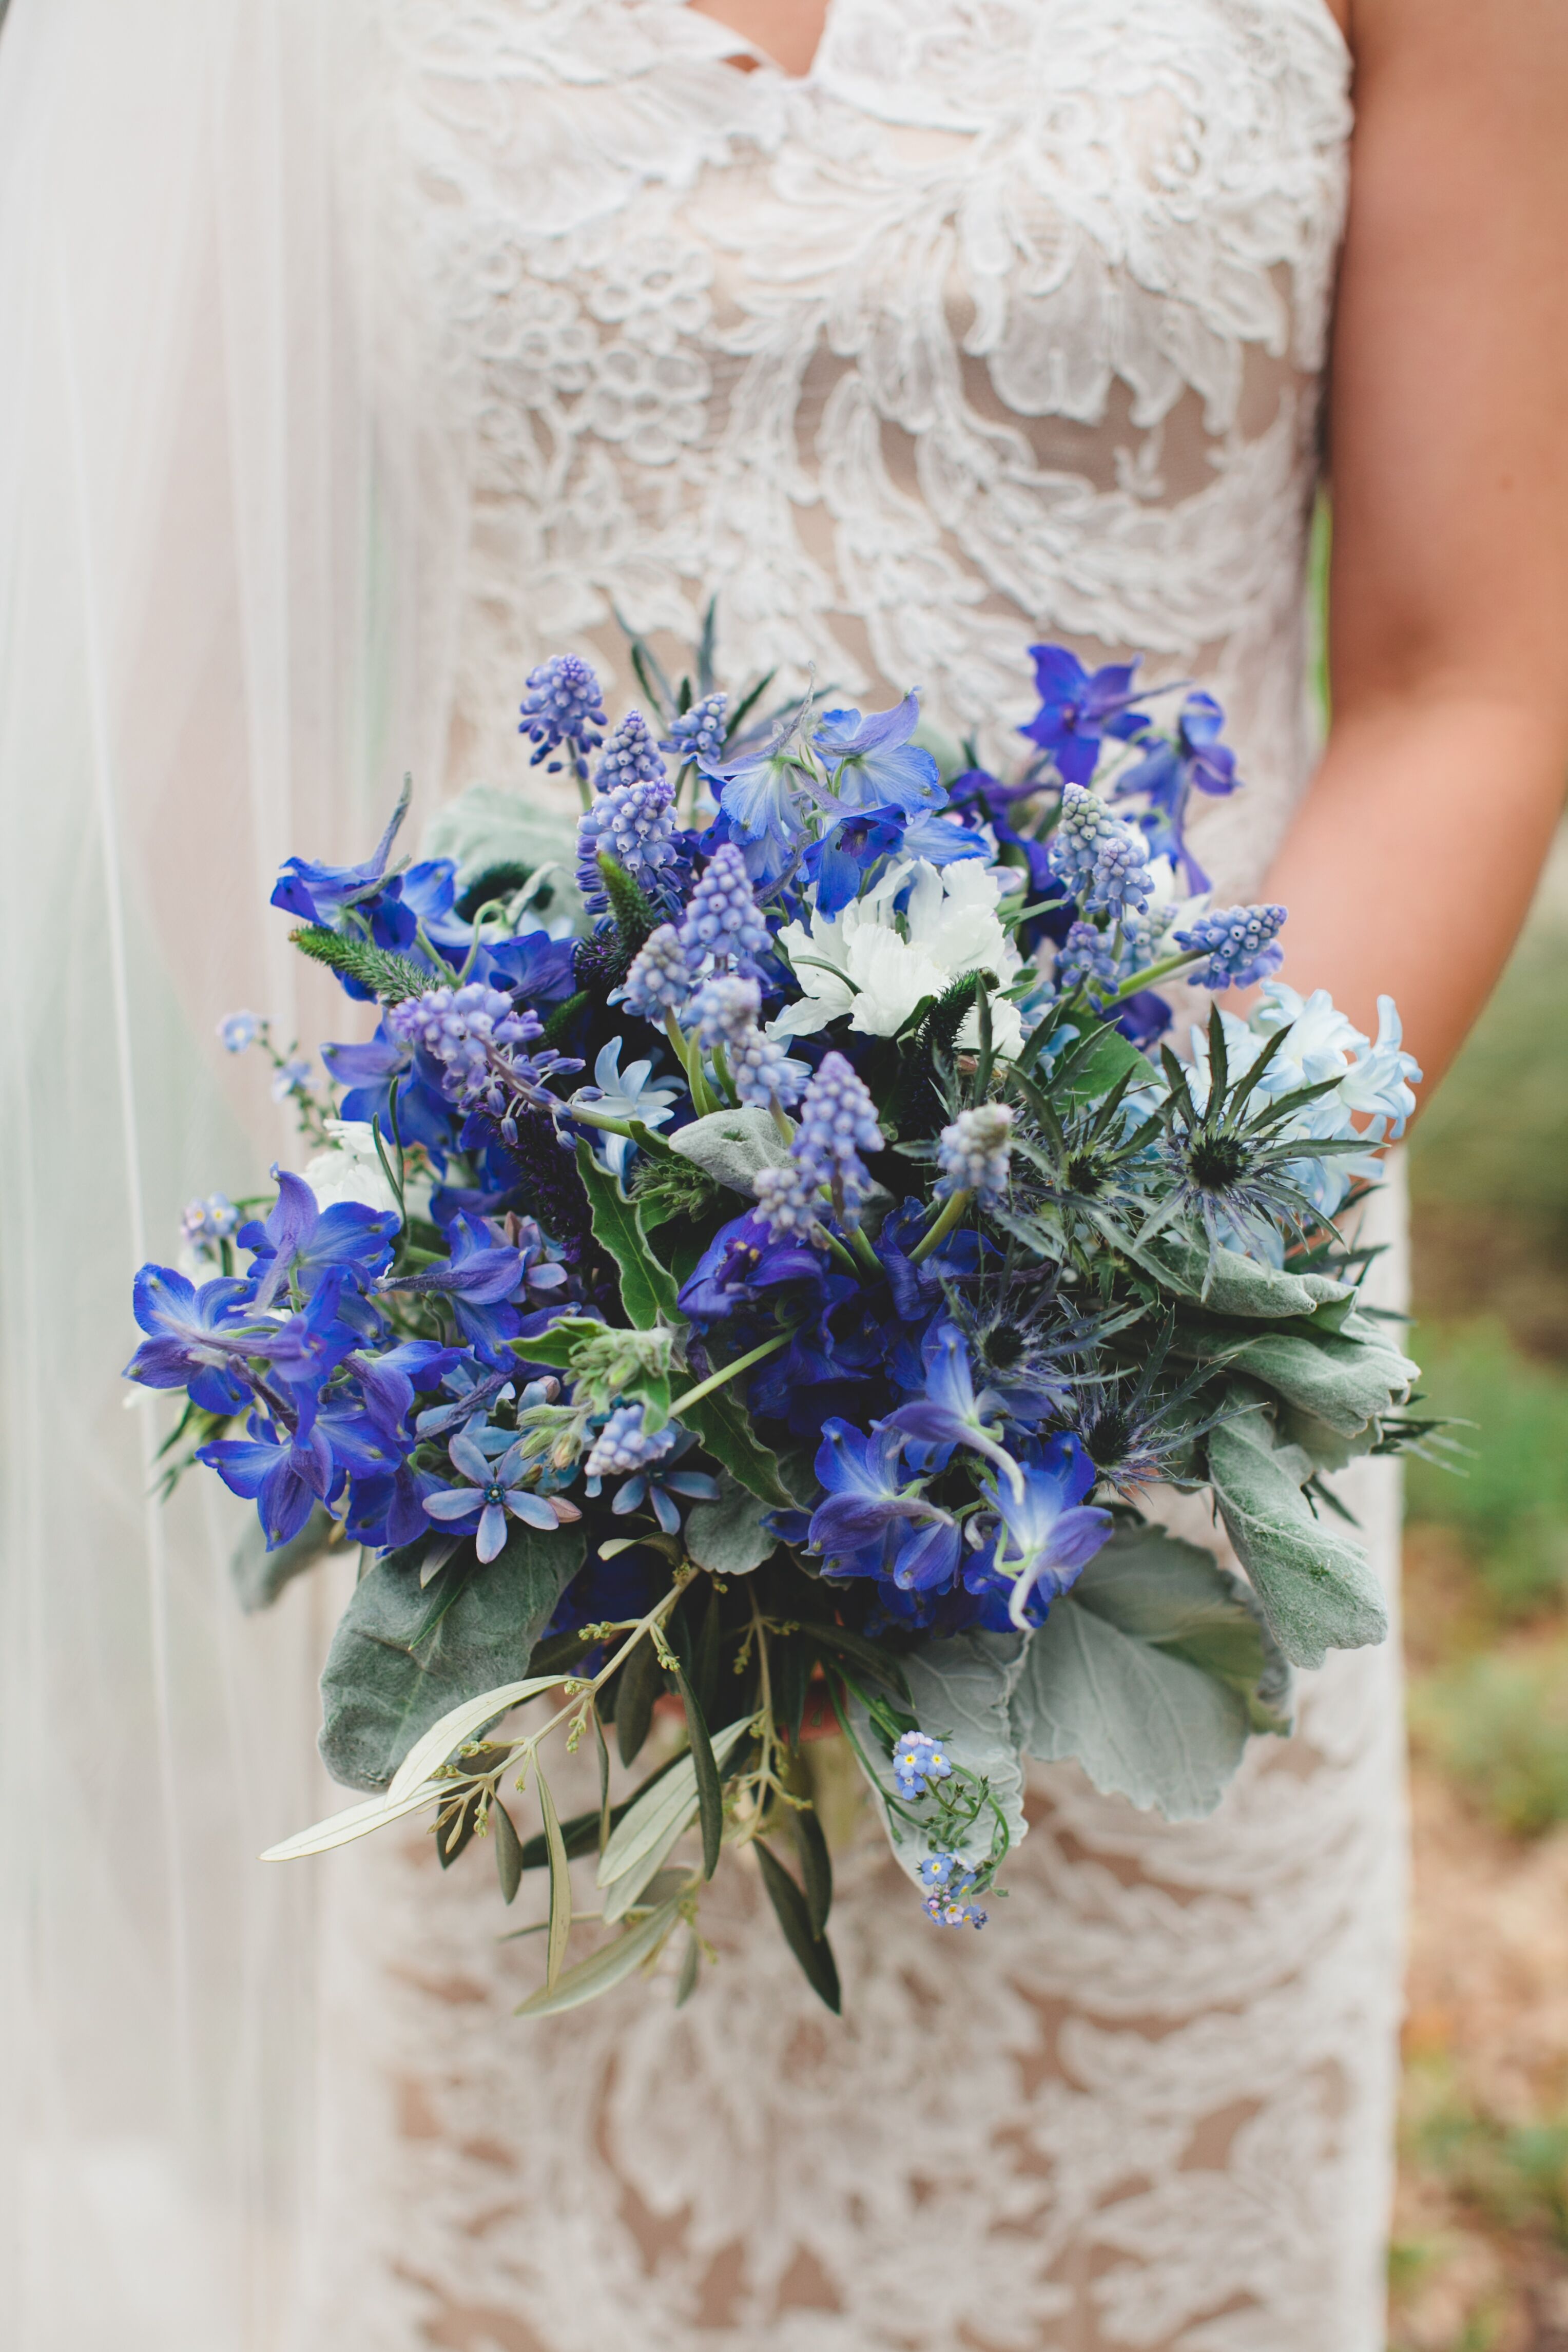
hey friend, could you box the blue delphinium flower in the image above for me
[617,923,694,1024]
[1113,688,1239,893]
[423,1417,579,1560]
[1174,903,1287,991]
[807,1420,961,1589]
[576,776,683,913]
[519,653,607,780]
[574,1037,680,1177]
[381,1214,530,1363]
[123,1267,260,1415]
[1019,646,1147,786]
[663,691,727,766]
[677,1208,830,1324]
[199,1398,337,1550]
[885,1322,1027,1496]
[270,784,410,929]
[966,1434,1112,1630]
[935,1104,1014,1207]
[239,1169,398,1314]
[219,1010,261,1053]
[814,695,942,815]
[702,712,807,880]
[891,1730,953,1800]
[1049,784,1152,920]
[679,843,770,971]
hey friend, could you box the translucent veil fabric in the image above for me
[0,5,459,2340]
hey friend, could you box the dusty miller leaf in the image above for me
[1207,1401,1389,1669]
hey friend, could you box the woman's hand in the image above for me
[1265,0,1568,1092]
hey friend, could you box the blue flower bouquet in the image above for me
[127,624,1426,2015]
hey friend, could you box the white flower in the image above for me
[771,860,1024,1057]
[577,1038,679,1180]
[303,1122,402,1218]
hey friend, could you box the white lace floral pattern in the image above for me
[305,6,1407,2345]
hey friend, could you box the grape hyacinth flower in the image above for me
[677,844,769,971]
[1174,903,1287,991]
[219,1010,261,1053]
[690,976,807,1110]
[576,777,682,913]
[594,710,668,794]
[386,984,542,1097]
[936,1104,1014,1208]
[664,692,727,765]
[794,1051,883,1228]
[519,653,607,780]
[892,1730,953,1801]
[1048,784,1152,920]
[618,923,692,1022]
[584,1402,676,1481]
[752,1156,820,1242]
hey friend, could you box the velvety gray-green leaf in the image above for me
[1207,1408,1389,1669]
[669,1106,796,1194]
[684,1474,779,1575]
[318,1521,585,1792]
[1222,1329,1416,1438]
[850,1634,1027,1881]
[230,1503,339,1613]
[1152,1236,1350,1320]
[420,784,585,928]
[1067,1522,1294,1737]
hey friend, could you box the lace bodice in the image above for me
[376,0,1349,899]
[303,9,1407,2347]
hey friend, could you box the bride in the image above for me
[2,1,1564,2345]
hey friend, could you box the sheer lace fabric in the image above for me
[298,6,1406,2348]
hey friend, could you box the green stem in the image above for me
[1103,947,1206,1008]
[812,1223,861,1279]
[846,1223,882,1277]
[909,1188,972,1266]
[669,1330,791,1415]
[712,1042,740,1108]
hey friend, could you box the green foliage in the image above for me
[288,924,433,1002]
[1405,1322,1568,1615]
[1410,1640,1568,1837]
[632,1147,722,1231]
[573,1142,682,1329]
[597,854,657,959]
[317,1522,585,1791]
[1207,1400,1388,1667]
[683,1475,779,1575]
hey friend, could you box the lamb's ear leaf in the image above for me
[845,1633,1027,1881]
[1207,1401,1389,1669]
[1010,1526,1291,1819]
[684,1475,779,1574]
[573,1141,681,1328]
[1216,1329,1418,1440]
[317,1521,585,1792]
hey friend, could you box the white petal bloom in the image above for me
[304,1121,401,1217]
[772,860,1023,1054]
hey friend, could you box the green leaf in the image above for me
[1151,1236,1350,1319]
[1052,1023,1152,1107]
[1010,1526,1293,1819]
[791,1805,834,1938]
[317,1521,585,1791]
[674,1928,702,2008]
[615,1629,664,1768]
[668,1105,796,1196]
[597,1717,753,1893]
[573,1142,681,1329]
[492,1800,525,1905]
[898,1633,1029,1867]
[515,1899,682,2019]
[1207,1404,1390,1669]
[228,1502,338,1614]
[288,924,435,1004]
[1219,1329,1418,1440]
[754,1842,842,2015]
[684,1474,780,1575]
[804,1624,912,1705]
[595,853,658,959]
[537,1769,573,1988]
[676,1385,795,1509]
[673,1663,724,1879]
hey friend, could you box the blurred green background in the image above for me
[1392,830,1568,2350]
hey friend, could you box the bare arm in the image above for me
[1264,0,1568,1090]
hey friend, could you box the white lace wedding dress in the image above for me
[298,4,1408,2348]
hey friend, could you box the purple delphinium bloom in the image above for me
[238,1169,398,1314]
[702,713,807,879]
[1173,903,1287,991]
[814,695,942,815]
[965,1434,1112,1630]
[677,1208,831,1324]
[803,806,906,919]
[380,1214,530,1364]
[123,1267,260,1415]
[320,1023,456,1156]
[1019,646,1147,786]
[199,1397,337,1550]
[423,1417,579,1561]
[678,843,769,971]
[807,1421,963,1593]
[519,653,607,780]
[1112,690,1240,894]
